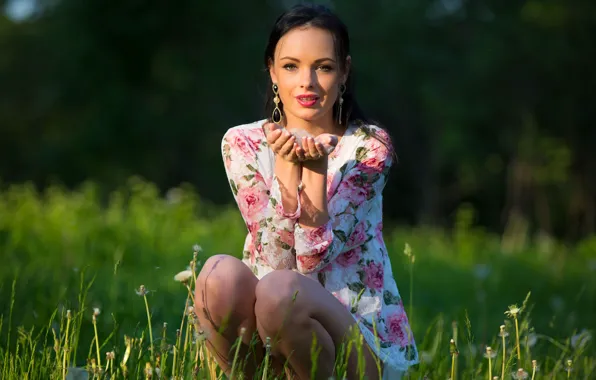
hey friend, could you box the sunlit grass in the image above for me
[0,179,595,378]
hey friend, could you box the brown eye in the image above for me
[283,63,297,71]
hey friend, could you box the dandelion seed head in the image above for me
[499,324,510,337]
[174,270,193,283]
[106,351,115,360]
[93,307,101,316]
[193,244,202,253]
[240,327,246,336]
[505,304,521,318]
[66,310,72,319]
[512,368,528,379]
[484,346,497,359]
[135,285,148,296]
[566,359,573,369]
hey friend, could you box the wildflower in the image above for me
[193,244,202,253]
[93,307,101,316]
[512,368,529,379]
[174,270,193,283]
[136,285,149,296]
[499,324,509,337]
[483,346,497,359]
[505,304,521,318]
[106,351,115,360]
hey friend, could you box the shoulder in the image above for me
[221,119,268,150]
[223,119,267,141]
[351,122,395,165]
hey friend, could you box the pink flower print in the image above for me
[346,221,369,248]
[277,228,294,248]
[359,154,384,173]
[244,128,264,151]
[337,247,361,267]
[363,261,384,290]
[236,186,268,220]
[297,252,324,273]
[385,312,410,347]
[374,222,384,246]
[227,131,254,161]
[305,225,329,246]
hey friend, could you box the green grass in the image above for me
[0,178,595,379]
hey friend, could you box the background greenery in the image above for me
[0,0,595,376]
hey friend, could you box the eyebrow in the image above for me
[279,56,336,63]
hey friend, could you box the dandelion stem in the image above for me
[514,316,521,364]
[92,316,101,370]
[501,334,506,380]
[143,294,155,364]
[62,311,72,380]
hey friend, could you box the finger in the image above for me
[288,143,301,162]
[307,137,319,158]
[267,128,282,144]
[271,130,291,152]
[315,141,327,157]
[279,134,296,156]
[296,145,306,161]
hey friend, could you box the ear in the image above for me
[342,55,352,84]
[268,58,278,85]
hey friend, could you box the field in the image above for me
[0,178,594,379]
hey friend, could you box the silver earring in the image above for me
[338,83,346,124]
[272,83,282,124]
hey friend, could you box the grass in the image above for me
[0,178,595,379]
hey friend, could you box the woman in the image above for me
[194,4,418,379]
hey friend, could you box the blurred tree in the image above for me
[0,0,594,240]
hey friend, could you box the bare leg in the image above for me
[254,270,381,380]
[194,255,285,377]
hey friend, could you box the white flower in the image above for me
[93,307,101,316]
[174,270,193,283]
[193,244,202,253]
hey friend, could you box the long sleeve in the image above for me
[222,127,300,270]
[294,133,393,274]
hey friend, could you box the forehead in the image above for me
[275,26,336,60]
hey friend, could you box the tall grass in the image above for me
[0,179,595,378]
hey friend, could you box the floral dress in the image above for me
[221,119,419,372]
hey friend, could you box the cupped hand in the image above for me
[291,131,338,162]
[263,122,301,163]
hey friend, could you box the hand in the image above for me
[293,132,338,162]
[263,122,301,163]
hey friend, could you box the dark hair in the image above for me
[262,4,396,161]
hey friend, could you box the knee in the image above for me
[254,270,306,332]
[194,254,256,324]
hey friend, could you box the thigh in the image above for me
[257,270,381,379]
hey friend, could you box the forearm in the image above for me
[274,156,301,214]
[298,158,329,228]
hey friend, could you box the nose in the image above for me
[299,67,316,89]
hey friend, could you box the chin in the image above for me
[290,108,327,123]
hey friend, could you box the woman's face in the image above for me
[269,26,350,126]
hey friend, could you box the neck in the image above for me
[283,114,341,136]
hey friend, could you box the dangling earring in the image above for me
[338,83,346,125]
[272,83,283,124]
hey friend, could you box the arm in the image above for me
[222,128,301,270]
[294,135,393,274]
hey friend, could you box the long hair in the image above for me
[262,4,396,161]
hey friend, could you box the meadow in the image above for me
[0,178,594,379]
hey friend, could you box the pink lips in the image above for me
[296,94,319,107]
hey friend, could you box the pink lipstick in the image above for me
[296,94,319,107]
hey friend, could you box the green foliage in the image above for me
[1,0,596,237]
[0,180,594,378]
